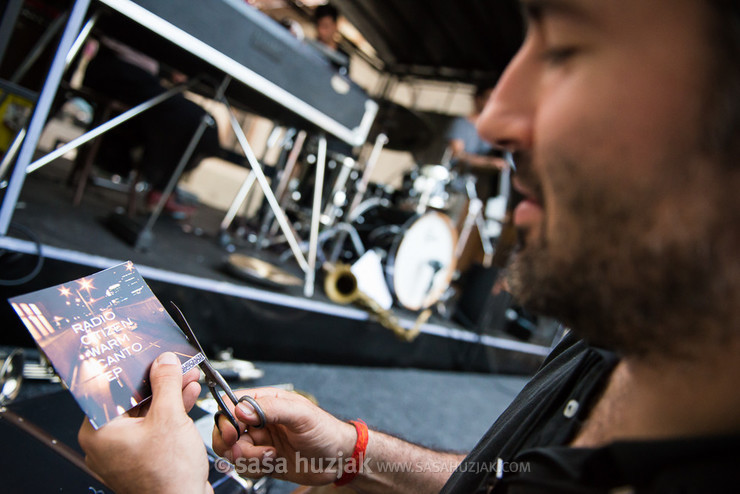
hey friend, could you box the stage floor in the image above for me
[0,158,553,373]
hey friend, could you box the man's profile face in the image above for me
[478,0,733,356]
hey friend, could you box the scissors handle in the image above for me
[213,392,267,439]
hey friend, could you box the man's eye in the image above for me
[541,46,578,65]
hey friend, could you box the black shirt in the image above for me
[440,332,740,493]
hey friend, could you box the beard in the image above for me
[506,153,740,359]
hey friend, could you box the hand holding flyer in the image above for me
[8,261,204,428]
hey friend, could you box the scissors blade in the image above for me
[170,302,239,402]
[170,301,207,356]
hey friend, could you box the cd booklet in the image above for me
[9,261,204,429]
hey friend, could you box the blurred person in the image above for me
[309,4,350,75]
[446,85,504,171]
[82,38,221,218]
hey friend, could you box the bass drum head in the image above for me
[387,212,457,311]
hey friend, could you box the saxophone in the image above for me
[323,263,429,342]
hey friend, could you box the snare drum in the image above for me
[352,203,458,311]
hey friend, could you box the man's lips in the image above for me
[514,198,543,228]
[512,177,543,228]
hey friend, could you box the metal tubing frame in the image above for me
[25,80,195,175]
[0,0,92,236]
[271,129,306,207]
[455,197,483,261]
[257,128,301,242]
[348,132,388,215]
[218,124,281,233]
[218,127,307,235]
[222,99,309,272]
[9,12,69,85]
[304,134,327,297]
[0,128,26,186]
[0,0,24,67]
[65,12,99,69]
[138,76,232,248]
[0,11,99,188]
[219,171,257,232]
[476,211,494,267]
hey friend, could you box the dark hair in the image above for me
[705,0,740,166]
[314,4,339,23]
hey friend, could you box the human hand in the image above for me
[78,352,210,494]
[212,387,357,485]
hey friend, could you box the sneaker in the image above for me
[147,189,197,219]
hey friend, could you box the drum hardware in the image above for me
[317,155,357,228]
[347,133,389,215]
[321,197,392,265]
[432,285,459,320]
[323,263,423,342]
[254,129,307,247]
[455,179,496,268]
[323,189,347,226]
[265,149,358,253]
[398,164,470,221]
[0,348,24,405]
[303,134,329,297]
[307,132,388,269]
[279,222,366,268]
[412,164,452,214]
[332,201,458,311]
[440,146,454,168]
[223,102,311,275]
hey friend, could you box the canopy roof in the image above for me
[331,0,526,83]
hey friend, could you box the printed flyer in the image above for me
[9,261,204,429]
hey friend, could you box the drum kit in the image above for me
[221,109,509,333]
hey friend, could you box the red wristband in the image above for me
[334,419,369,486]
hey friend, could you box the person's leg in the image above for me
[137,96,219,190]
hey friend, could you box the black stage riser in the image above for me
[0,255,542,374]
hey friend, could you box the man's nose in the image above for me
[477,39,538,152]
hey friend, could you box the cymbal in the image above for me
[369,99,433,151]
[225,254,302,289]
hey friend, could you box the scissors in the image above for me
[170,302,266,437]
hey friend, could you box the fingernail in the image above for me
[263,450,274,459]
[237,402,256,419]
[223,450,234,463]
[157,352,179,365]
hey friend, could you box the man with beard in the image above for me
[78,0,740,492]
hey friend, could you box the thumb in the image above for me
[148,352,186,416]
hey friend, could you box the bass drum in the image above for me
[351,203,458,311]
